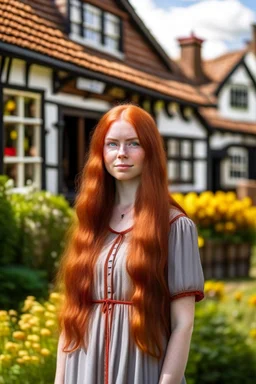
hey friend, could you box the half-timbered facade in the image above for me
[0,0,255,198]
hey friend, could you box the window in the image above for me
[164,138,194,184]
[222,147,248,186]
[230,85,248,109]
[70,1,122,54]
[3,89,43,189]
[229,147,248,180]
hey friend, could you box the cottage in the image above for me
[0,0,255,199]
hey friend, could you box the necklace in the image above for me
[116,204,134,220]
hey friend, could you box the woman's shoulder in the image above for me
[169,205,187,225]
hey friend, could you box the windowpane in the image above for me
[105,36,119,50]
[84,5,101,28]
[3,90,42,189]
[3,94,18,116]
[181,161,191,181]
[71,23,81,35]
[167,139,179,156]
[230,85,248,109]
[25,163,37,186]
[168,161,178,180]
[24,125,40,157]
[24,97,37,118]
[4,163,18,186]
[70,4,81,23]
[105,13,119,36]
[4,123,18,157]
[181,140,191,158]
[84,28,101,43]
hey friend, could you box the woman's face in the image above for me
[103,119,145,182]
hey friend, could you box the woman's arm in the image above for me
[159,295,195,384]
[54,333,67,384]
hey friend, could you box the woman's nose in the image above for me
[117,144,127,158]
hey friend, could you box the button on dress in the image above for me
[57,210,204,384]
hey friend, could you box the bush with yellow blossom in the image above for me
[172,191,256,244]
[0,293,62,383]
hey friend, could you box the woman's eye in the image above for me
[107,142,117,147]
[129,142,140,147]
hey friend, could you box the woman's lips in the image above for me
[115,165,132,168]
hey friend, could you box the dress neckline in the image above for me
[108,225,133,235]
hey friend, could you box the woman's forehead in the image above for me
[105,120,138,139]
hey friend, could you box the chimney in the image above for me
[252,24,256,56]
[54,0,68,18]
[177,32,205,83]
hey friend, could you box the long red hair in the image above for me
[57,104,184,358]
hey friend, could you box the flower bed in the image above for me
[172,191,256,278]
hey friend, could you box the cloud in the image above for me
[129,0,255,59]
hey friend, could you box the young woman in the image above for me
[54,104,204,384]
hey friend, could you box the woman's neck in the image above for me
[114,178,140,206]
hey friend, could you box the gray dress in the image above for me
[64,210,204,384]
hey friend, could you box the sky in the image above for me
[129,0,256,60]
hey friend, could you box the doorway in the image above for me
[61,112,100,201]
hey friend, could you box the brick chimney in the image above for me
[54,0,68,18]
[177,32,205,83]
[252,24,256,56]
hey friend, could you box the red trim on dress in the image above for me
[170,290,204,302]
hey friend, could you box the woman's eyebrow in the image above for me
[105,137,139,141]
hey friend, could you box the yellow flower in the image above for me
[44,311,56,319]
[40,348,51,357]
[13,331,26,341]
[248,295,256,307]
[31,343,41,351]
[234,292,243,302]
[249,329,256,339]
[224,222,236,232]
[215,223,224,232]
[5,342,20,354]
[49,292,61,303]
[8,310,18,317]
[0,310,9,321]
[30,355,40,364]
[24,341,31,348]
[18,350,29,357]
[27,296,36,301]
[45,303,56,312]
[31,305,45,314]
[45,319,56,328]
[198,236,205,248]
[40,328,51,336]
[5,99,16,112]
[27,334,40,342]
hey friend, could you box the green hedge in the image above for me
[186,301,256,383]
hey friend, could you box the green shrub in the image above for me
[0,266,48,310]
[9,191,74,280]
[0,177,19,266]
[186,301,256,384]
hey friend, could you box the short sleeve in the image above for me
[168,216,204,302]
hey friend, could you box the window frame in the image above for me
[163,137,195,185]
[222,147,248,187]
[69,1,123,58]
[2,88,43,191]
[230,84,248,110]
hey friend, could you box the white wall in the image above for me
[218,65,256,122]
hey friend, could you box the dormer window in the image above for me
[230,85,248,109]
[70,1,123,57]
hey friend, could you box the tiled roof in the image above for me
[202,50,246,84]
[200,108,256,135]
[0,0,214,106]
